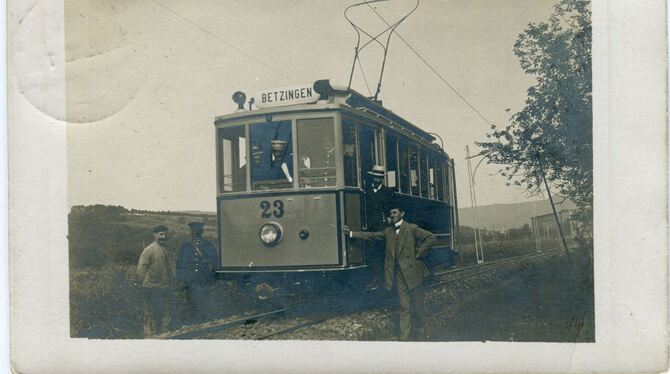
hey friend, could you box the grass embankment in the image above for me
[69,206,222,338]
[429,247,594,342]
[70,264,143,338]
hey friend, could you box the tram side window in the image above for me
[444,162,451,203]
[435,158,445,201]
[297,118,335,188]
[428,153,437,200]
[398,137,410,193]
[220,125,247,193]
[409,144,420,195]
[343,120,359,187]
[249,121,294,190]
[385,134,399,190]
[419,149,429,197]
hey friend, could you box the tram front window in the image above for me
[220,125,247,193]
[249,121,294,190]
[297,118,336,187]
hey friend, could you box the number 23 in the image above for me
[260,200,284,218]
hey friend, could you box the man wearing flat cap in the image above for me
[364,165,394,290]
[137,225,174,338]
[176,221,219,323]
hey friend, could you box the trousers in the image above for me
[394,264,426,341]
[183,283,214,322]
[142,287,171,338]
[365,241,385,285]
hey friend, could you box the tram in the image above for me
[214,80,459,293]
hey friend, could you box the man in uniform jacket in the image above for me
[344,207,436,341]
[363,165,394,290]
[176,221,219,323]
[137,225,174,338]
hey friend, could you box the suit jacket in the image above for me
[365,185,394,231]
[352,222,436,290]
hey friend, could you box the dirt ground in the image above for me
[249,250,594,342]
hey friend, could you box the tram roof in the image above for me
[216,82,437,144]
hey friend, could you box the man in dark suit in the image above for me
[344,207,436,341]
[364,165,394,290]
[176,221,219,323]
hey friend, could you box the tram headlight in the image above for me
[232,91,246,110]
[259,222,283,246]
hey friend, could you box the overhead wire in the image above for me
[149,0,494,127]
[150,0,295,84]
[365,2,495,126]
[344,0,418,99]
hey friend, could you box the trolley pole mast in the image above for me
[465,146,484,264]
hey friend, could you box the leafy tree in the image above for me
[477,0,592,235]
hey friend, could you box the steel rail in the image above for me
[156,308,287,339]
[427,249,563,289]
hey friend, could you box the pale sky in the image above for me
[62,0,560,212]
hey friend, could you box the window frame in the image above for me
[419,148,429,198]
[218,124,247,194]
[358,123,382,189]
[296,117,337,188]
[341,118,360,188]
[216,113,341,194]
[384,131,400,192]
[248,119,295,191]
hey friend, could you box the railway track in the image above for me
[428,248,563,289]
[155,308,287,339]
[159,249,564,340]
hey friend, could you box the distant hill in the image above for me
[177,210,217,216]
[68,204,220,269]
[458,198,576,230]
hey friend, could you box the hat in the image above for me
[188,221,205,229]
[153,225,168,233]
[367,165,386,177]
[387,203,404,213]
[271,140,288,152]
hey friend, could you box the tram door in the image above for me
[359,125,380,190]
[358,124,385,277]
[359,124,381,235]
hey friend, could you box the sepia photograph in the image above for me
[8,0,668,372]
[63,0,595,342]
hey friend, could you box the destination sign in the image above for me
[254,83,319,108]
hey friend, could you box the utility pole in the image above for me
[536,154,572,264]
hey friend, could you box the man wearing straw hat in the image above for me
[364,165,394,290]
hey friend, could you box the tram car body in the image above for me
[215,80,459,287]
